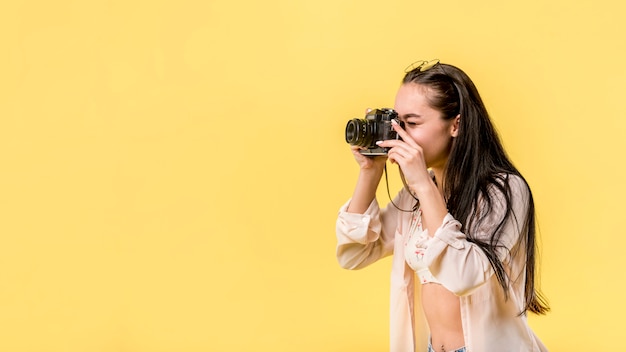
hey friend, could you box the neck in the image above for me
[430,167,445,195]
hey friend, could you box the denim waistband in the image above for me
[427,342,466,352]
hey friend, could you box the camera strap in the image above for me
[384,163,419,213]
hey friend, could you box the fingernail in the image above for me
[375,141,383,145]
[391,119,398,125]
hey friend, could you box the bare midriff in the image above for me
[422,283,465,351]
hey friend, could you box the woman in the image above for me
[335,61,549,352]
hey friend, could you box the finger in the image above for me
[387,147,412,163]
[376,139,413,151]
[390,119,419,148]
[350,145,363,152]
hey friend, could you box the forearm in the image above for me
[346,169,384,213]
[410,181,448,237]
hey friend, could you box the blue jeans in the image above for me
[427,342,466,352]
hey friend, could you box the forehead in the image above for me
[393,83,440,118]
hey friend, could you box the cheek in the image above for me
[410,129,452,156]
[406,129,437,147]
[405,130,426,146]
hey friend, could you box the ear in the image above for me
[450,114,461,137]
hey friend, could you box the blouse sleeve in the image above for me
[335,191,406,270]
[422,175,530,296]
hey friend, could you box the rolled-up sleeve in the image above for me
[422,175,530,296]
[336,196,399,270]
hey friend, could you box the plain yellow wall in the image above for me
[1,0,625,351]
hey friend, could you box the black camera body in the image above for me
[345,108,404,156]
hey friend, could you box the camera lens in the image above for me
[345,119,372,147]
[345,120,358,143]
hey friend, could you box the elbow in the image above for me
[438,273,491,297]
[336,255,365,270]
[338,261,358,270]
[430,260,491,296]
[336,246,372,270]
[336,240,384,270]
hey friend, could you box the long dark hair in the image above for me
[403,62,549,315]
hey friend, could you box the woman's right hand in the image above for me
[350,146,387,171]
[350,108,388,171]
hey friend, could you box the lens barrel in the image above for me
[345,119,373,147]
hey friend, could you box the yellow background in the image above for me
[0,0,624,351]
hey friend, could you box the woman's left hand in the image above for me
[376,120,433,196]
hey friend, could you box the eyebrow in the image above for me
[400,113,423,119]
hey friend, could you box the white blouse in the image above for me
[335,174,548,352]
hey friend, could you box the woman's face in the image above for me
[393,83,459,170]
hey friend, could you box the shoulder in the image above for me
[490,173,530,197]
[478,173,531,215]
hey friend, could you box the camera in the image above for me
[345,108,404,156]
